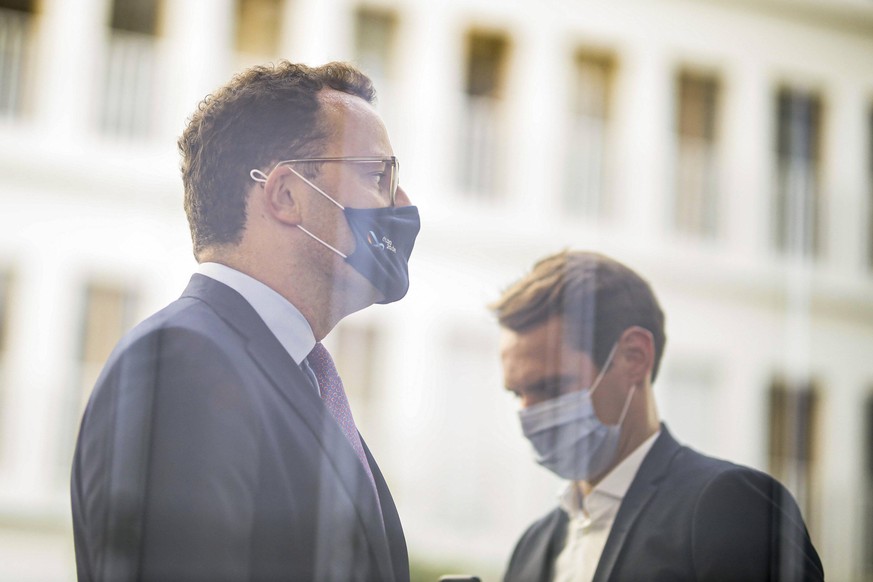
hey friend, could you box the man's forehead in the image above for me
[317,89,380,126]
[502,319,596,365]
[316,89,390,155]
[501,317,566,346]
[319,87,367,108]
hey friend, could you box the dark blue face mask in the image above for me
[339,205,420,303]
[251,166,420,304]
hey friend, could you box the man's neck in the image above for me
[199,254,339,340]
[578,419,660,497]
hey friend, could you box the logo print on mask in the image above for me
[367,231,386,250]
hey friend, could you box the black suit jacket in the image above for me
[71,274,409,582]
[504,425,823,582]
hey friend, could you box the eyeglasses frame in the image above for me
[272,156,400,207]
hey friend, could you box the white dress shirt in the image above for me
[197,262,319,391]
[552,430,661,582]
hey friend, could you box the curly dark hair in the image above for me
[178,61,376,257]
[491,250,667,381]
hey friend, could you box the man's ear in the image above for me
[263,165,303,226]
[618,326,655,385]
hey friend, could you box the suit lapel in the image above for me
[362,439,409,582]
[539,511,569,582]
[593,425,682,582]
[182,275,396,581]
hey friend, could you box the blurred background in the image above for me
[0,0,872,579]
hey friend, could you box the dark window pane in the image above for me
[354,8,397,81]
[564,51,615,217]
[235,0,282,57]
[110,0,159,35]
[774,88,823,256]
[465,32,508,98]
[767,377,819,522]
[0,0,33,13]
[674,71,720,236]
[0,271,9,353]
[677,73,718,141]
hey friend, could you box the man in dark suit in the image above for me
[491,250,823,582]
[71,62,419,581]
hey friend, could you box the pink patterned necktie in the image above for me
[307,342,382,507]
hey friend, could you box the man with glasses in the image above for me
[71,62,419,581]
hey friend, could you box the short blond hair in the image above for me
[491,250,667,380]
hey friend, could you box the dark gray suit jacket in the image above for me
[71,274,409,582]
[504,425,823,582]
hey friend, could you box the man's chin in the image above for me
[346,266,386,304]
[357,283,386,309]
[331,272,385,316]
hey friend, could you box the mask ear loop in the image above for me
[285,166,345,210]
[588,342,635,426]
[296,225,348,259]
[588,342,619,397]
[250,166,345,210]
[248,165,349,259]
[616,385,636,427]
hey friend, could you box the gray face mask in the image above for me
[518,344,635,481]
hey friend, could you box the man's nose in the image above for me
[395,185,412,207]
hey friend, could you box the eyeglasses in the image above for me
[275,156,400,207]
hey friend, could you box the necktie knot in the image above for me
[307,341,338,385]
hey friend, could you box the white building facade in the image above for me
[0,0,872,580]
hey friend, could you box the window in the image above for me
[768,377,820,526]
[674,72,720,237]
[868,107,873,270]
[0,0,32,11]
[0,0,35,117]
[863,394,873,580]
[353,8,397,87]
[58,282,137,474]
[110,0,159,35]
[465,33,507,98]
[99,0,161,138]
[434,326,504,526]
[659,358,720,455]
[563,51,615,217]
[774,89,824,257]
[0,271,12,465]
[235,0,283,59]
[0,270,10,355]
[76,283,138,406]
[459,31,509,199]
[332,322,380,422]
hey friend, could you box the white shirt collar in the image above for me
[559,429,661,518]
[197,262,315,365]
